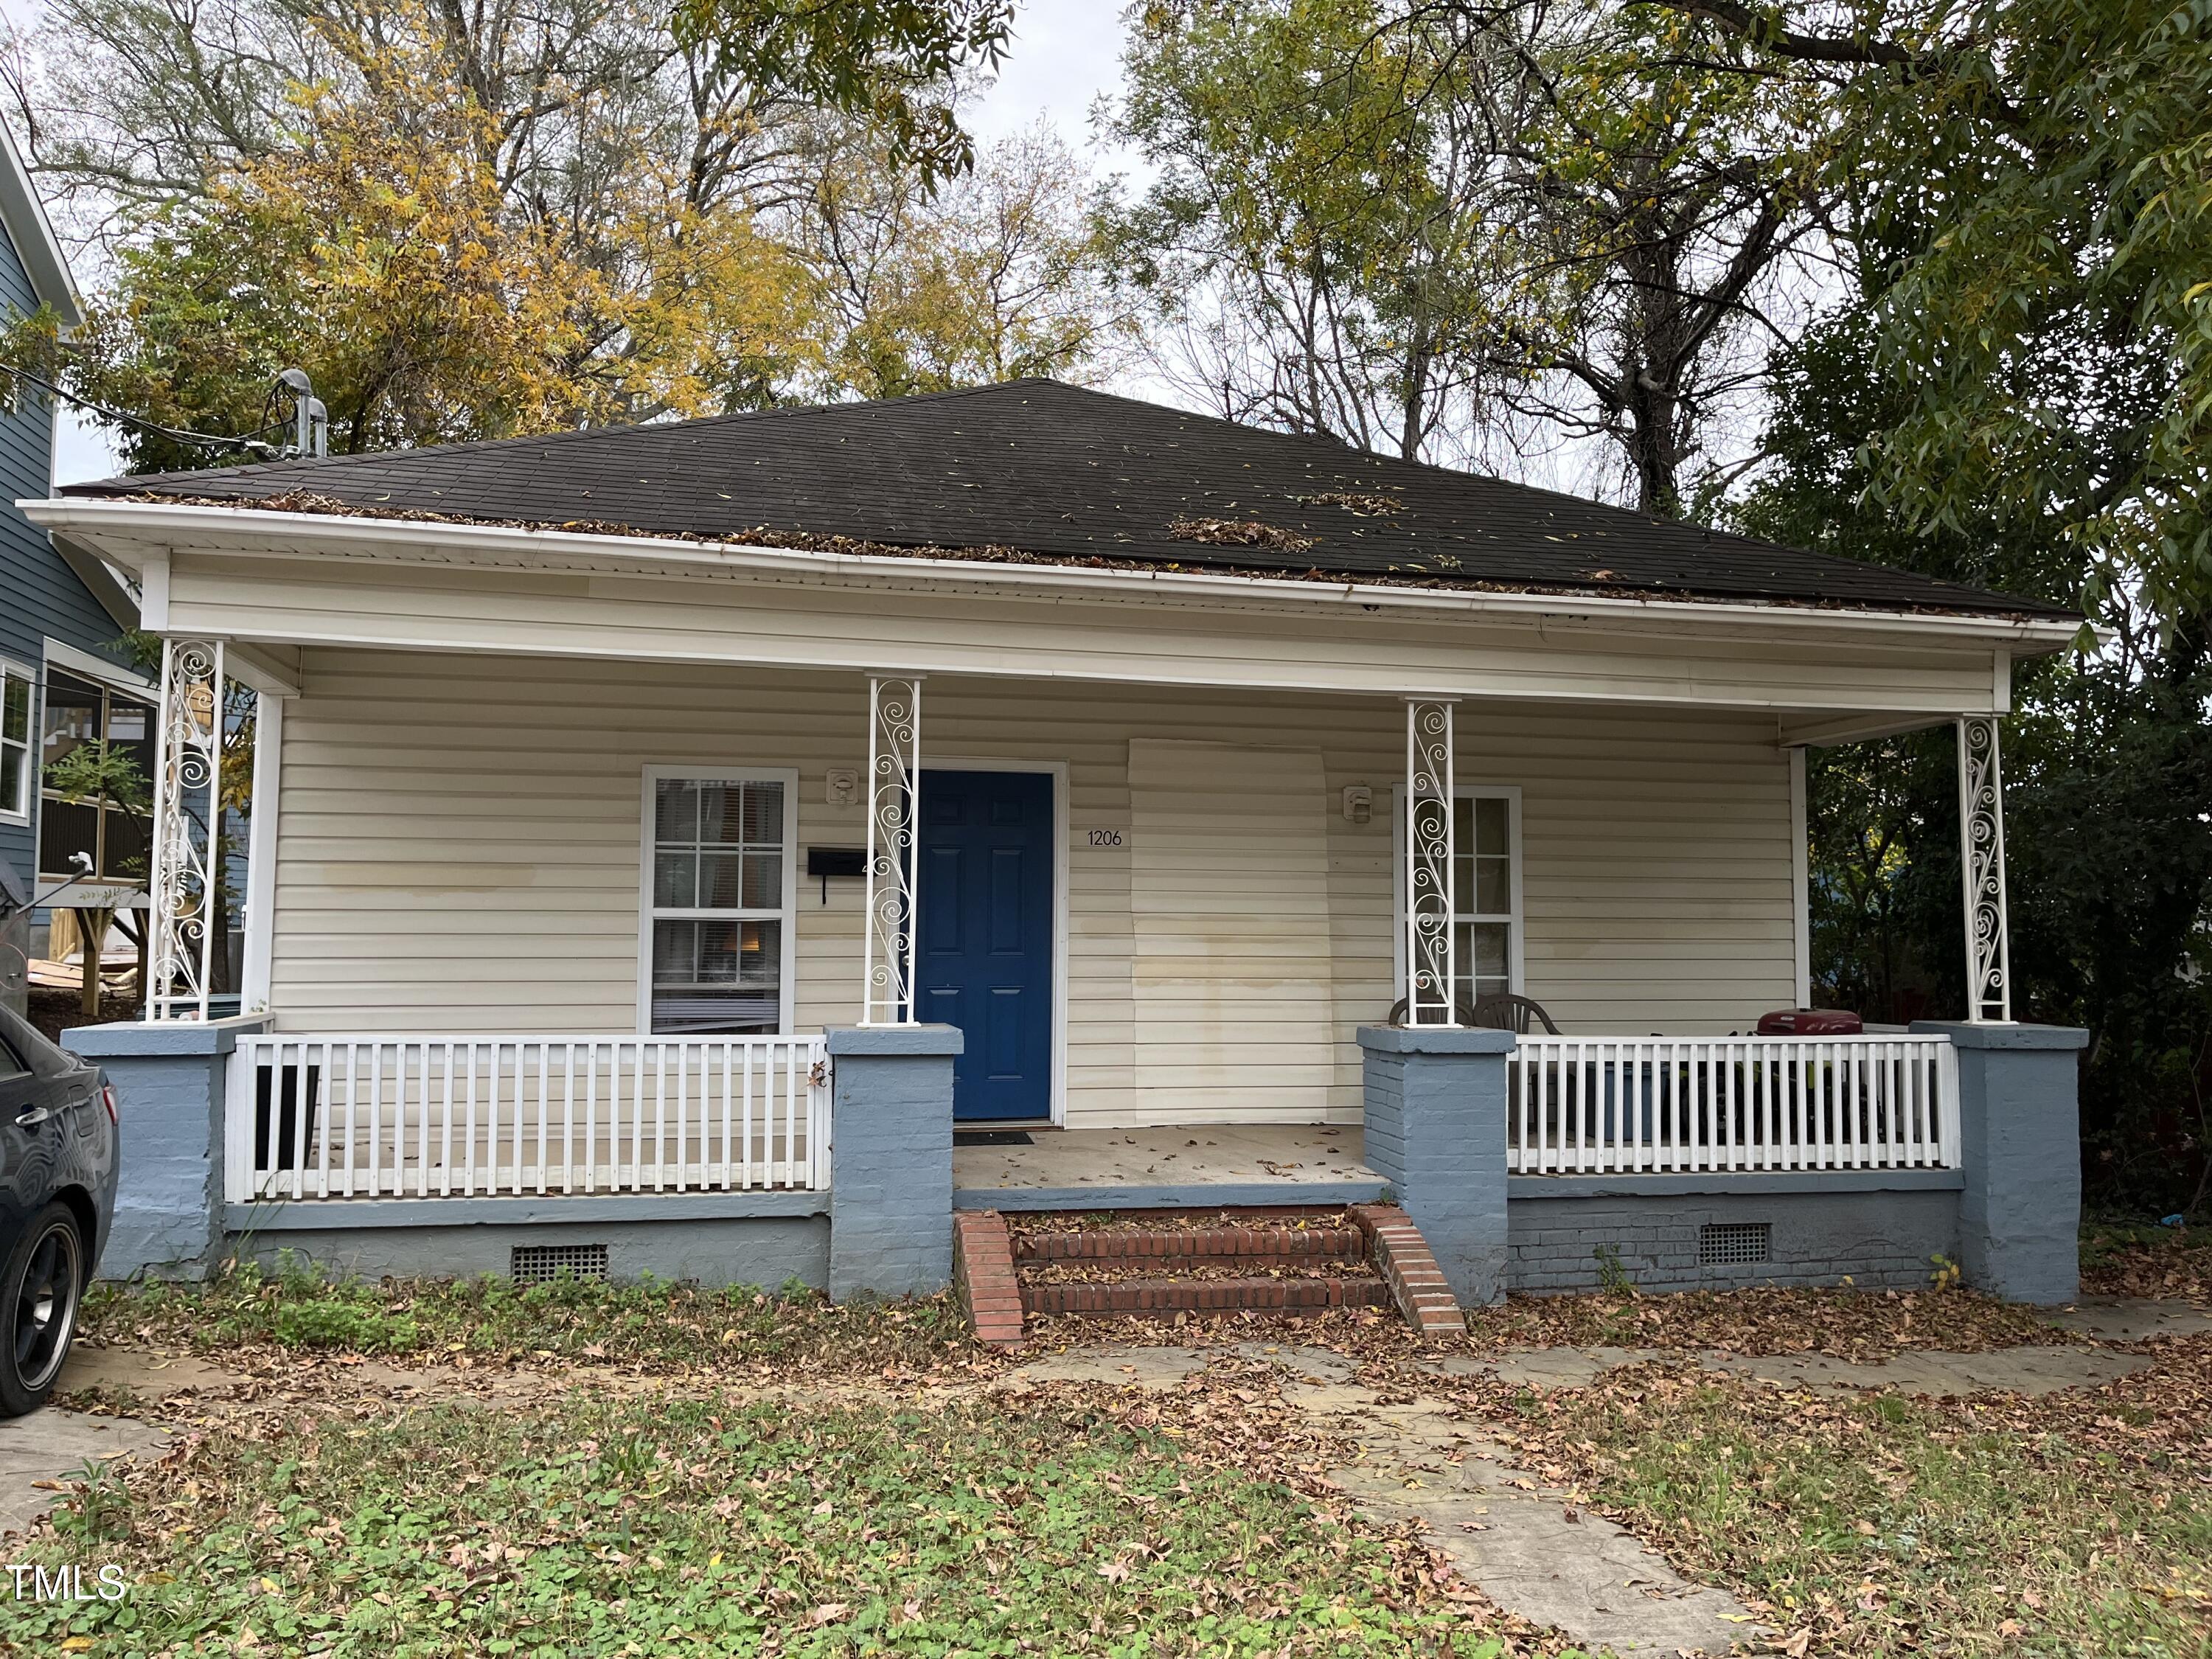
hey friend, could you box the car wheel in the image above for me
[1,1203,86,1416]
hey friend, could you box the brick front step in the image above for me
[952,1211,1025,1349]
[1021,1274,1393,1318]
[1014,1224,1366,1271]
[1349,1203,1467,1335]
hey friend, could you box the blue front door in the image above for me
[917,769,1054,1122]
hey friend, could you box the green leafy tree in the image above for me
[0,0,1026,467]
[798,124,1135,400]
[1109,0,1531,465]
[1739,308,2212,1213]
[672,0,1013,182]
[1108,0,1818,507]
[1646,0,2212,622]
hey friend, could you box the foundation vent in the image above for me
[1698,1222,1772,1267]
[512,1243,610,1284]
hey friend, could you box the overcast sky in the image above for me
[44,0,1141,484]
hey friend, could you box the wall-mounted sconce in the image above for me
[1341,784,1373,824]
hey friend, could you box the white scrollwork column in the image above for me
[862,676,922,1025]
[1957,714,2011,1023]
[1405,698,1459,1026]
[146,637,226,1023]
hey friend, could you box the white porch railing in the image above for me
[226,1035,830,1204]
[1508,1034,1959,1175]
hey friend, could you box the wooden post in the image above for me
[76,906,105,1018]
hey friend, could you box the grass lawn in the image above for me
[13,1391,1530,1659]
[1463,1343,2212,1657]
[44,1228,2212,1658]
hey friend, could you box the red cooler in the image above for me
[1756,1009,1865,1036]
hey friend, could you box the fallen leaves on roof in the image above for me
[1301,490,1403,515]
[1167,515,1318,552]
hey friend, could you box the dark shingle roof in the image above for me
[65,379,2070,619]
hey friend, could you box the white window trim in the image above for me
[1391,782,1527,1001]
[635,765,800,1036]
[0,656,35,826]
[41,638,156,697]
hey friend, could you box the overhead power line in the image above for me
[0,364,328,462]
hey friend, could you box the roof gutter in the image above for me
[23,496,2088,652]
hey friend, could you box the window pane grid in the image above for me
[1443,791,1517,1001]
[0,669,27,817]
[647,776,788,1035]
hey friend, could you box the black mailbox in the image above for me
[806,845,867,900]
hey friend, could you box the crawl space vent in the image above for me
[1698,1222,1772,1267]
[512,1243,610,1284]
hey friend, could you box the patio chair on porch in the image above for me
[1385,992,1560,1033]
[1470,993,1561,1035]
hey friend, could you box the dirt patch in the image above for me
[2081,1225,2212,1303]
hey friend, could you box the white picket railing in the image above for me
[1508,1034,1958,1175]
[226,1034,830,1204]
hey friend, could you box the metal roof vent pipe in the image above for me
[276,367,328,457]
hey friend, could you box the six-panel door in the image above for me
[915,769,1054,1122]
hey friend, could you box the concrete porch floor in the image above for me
[952,1124,1388,1211]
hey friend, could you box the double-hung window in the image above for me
[1397,784,1523,1004]
[641,769,796,1034]
[1452,790,1521,1002]
[0,661,30,823]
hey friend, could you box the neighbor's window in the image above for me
[0,662,30,821]
[645,773,790,1034]
[39,669,156,884]
[1452,791,1519,1003]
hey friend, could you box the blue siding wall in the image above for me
[0,215,133,886]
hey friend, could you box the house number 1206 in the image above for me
[1087,829,1124,847]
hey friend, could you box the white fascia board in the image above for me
[0,125,83,330]
[19,495,2089,655]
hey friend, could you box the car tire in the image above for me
[1,1202,86,1417]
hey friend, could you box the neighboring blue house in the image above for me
[0,121,147,1013]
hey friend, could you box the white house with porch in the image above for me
[32,381,2089,1318]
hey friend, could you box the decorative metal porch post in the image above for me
[1404,698,1459,1026]
[145,637,226,1023]
[862,676,922,1025]
[1957,714,2011,1023]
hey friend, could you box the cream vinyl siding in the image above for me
[1129,740,1336,1123]
[267,650,1798,1127]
